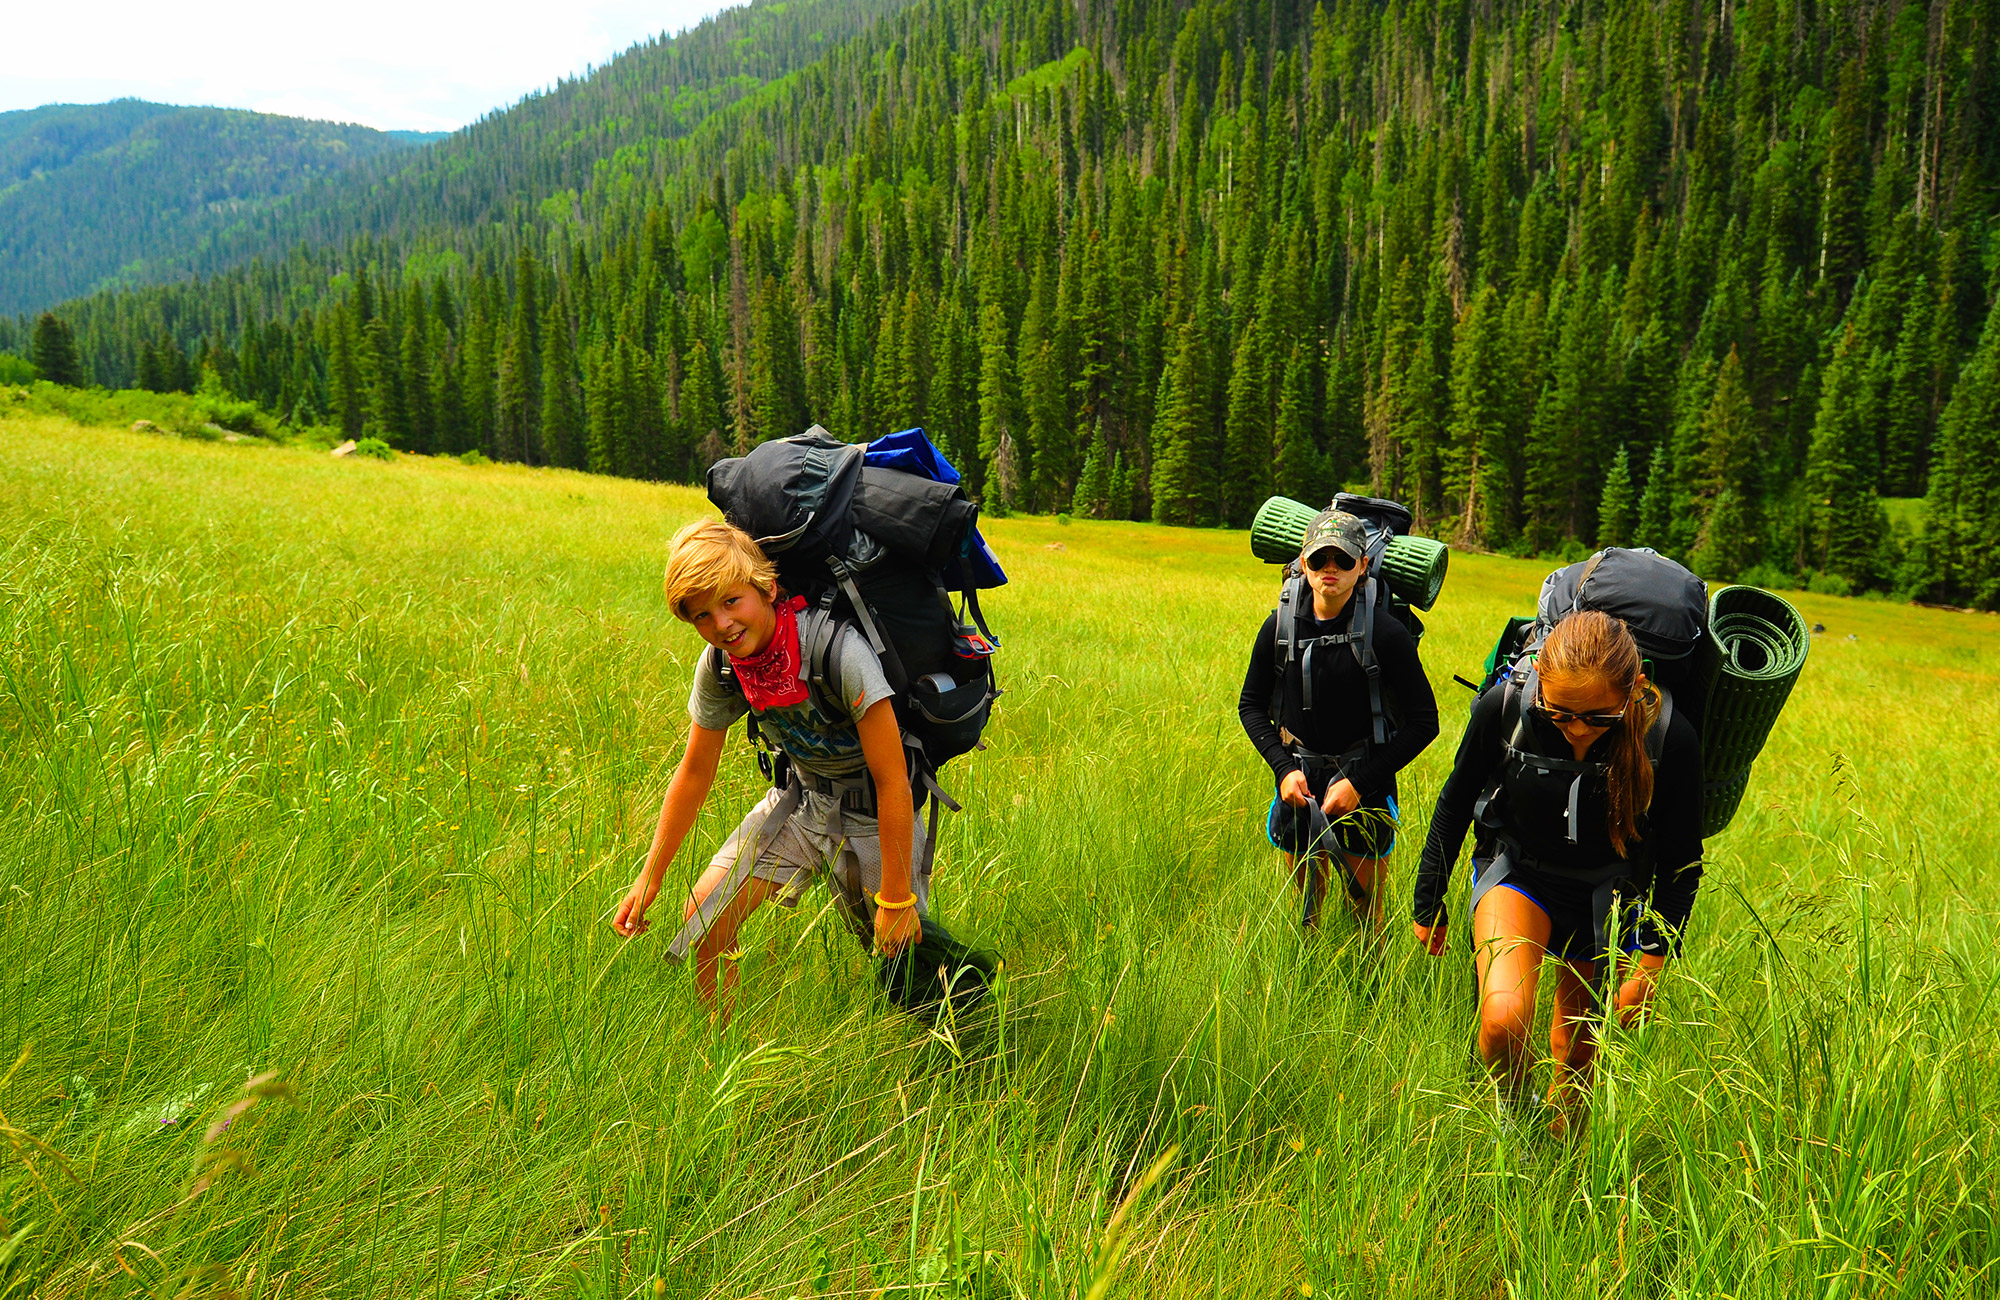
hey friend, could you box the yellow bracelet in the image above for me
[873,890,918,911]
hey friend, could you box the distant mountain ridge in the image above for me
[0,100,434,314]
[0,0,915,316]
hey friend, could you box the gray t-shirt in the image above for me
[688,628,895,779]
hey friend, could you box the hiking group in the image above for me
[612,426,1803,1141]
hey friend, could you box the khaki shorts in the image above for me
[711,785,934,946]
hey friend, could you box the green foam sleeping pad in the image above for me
[1699,584,1810,836]
[1249,495,1450,611]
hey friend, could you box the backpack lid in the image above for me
[863,428,1008,589]
[1537,547,1708,661]
[706,426,863,561]
[1332,493,1414,539]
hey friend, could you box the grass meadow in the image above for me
[1,413,1996,1299]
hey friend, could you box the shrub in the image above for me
[352,438,395,461]
[1736,563,1803,591]
[1806,570,1854,597]
[456,449,492,466]
[0,353,40,385]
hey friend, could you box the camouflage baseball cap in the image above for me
[1301,508,1368,565]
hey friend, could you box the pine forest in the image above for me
[7,0,2000,606]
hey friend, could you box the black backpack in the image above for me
[1269,493,1422,754]
[1479,547,1715,736]
[705,426,1001,791]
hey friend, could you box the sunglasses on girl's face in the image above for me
[1536,702,1626,729]
[1304,547,1356,572]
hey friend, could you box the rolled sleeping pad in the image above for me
[1699,585,1810,837]
[1379,535,1449,611]
[1250,495,1320,563]
[1249,495,1450,611]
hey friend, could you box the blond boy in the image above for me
[611,520,926,1017]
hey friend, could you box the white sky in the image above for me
[5,0,741,134]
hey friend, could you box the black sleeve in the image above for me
[1344,613,1440,794]
[1411,686,1507,928]
[1237,612,1297,781]
[1644,710,1705,937]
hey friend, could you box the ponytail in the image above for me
[1539,610,1657,857]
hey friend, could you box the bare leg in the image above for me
[1472,885,1554,1099]
[681,863,777,1025]
[1546,958,1600,1137]
[1344,854,1387,930]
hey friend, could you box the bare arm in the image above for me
[612,720,727,937]
[856,698,920,956]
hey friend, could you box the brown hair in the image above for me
[663,519,778,620]
[1537,610,1660,857]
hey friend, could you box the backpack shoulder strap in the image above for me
[1351,574,1388,747]
[1644,683,1673,766]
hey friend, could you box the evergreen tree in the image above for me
[1634,440,1674,552]
[1072,422,1112,518]
[1923,298,2000,609]
[398,293,434,452]
[1691,348,1762,580]
[1804,325,1891,588]
[539,290,585,470]
[1272,344,1328,510]
[326,302,366,438]
[1597,445,1637,549]
[31,313,83,387]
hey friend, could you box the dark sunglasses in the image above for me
[1536,702,1626,729]
[1304,547,1357,572]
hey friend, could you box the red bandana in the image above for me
[730,595,810,710]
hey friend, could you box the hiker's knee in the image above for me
[1478,992,1533,1061]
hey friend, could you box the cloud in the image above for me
[5,0,737,132]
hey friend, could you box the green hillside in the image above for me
[0,101,433,315]
[8,0,2000,607]
[1,411,1994,1294]
[0,0,916,321]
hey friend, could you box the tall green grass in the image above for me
[1,413,1995,1298]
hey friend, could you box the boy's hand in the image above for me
[1413,921,1447,955]
[1278,770,1312,808]
[613,872,660,937]
[1321,778,1361,817]
[875,897,921,956]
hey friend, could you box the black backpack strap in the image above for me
[1351,574,1388,748]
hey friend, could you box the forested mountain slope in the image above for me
[11,0,2000,605]
[0,102,438,315]
[0,0,917,318]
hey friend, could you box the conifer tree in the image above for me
[398,291,434,452]
[1692,348,1762,580]
[1634,440,1673,552]
[1072,422,1112,518]
[1923,298,2000,609]
[31,313,83,387]
[539,290,585,470]
[681,337,728,469]
[1804,325,1890,588]
[976,295,1019,509]
[1272,344,1328,510]
[326,303,366,438]
[1596,444,1636,548]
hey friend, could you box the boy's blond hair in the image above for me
[664,519,779,620]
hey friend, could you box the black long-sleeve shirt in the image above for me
[1237,597,1439,802]
[1412,684,1704,930]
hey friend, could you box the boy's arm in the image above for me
[856,699,920,957]
[612,720,727,937]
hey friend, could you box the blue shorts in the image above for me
[1470,857,1659,964]
[1266,793,1399,859]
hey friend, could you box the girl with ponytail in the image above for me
[1411,610,1704,1137]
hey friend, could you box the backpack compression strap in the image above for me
[1481,664,1673,847]
[1271,571,1387,747]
